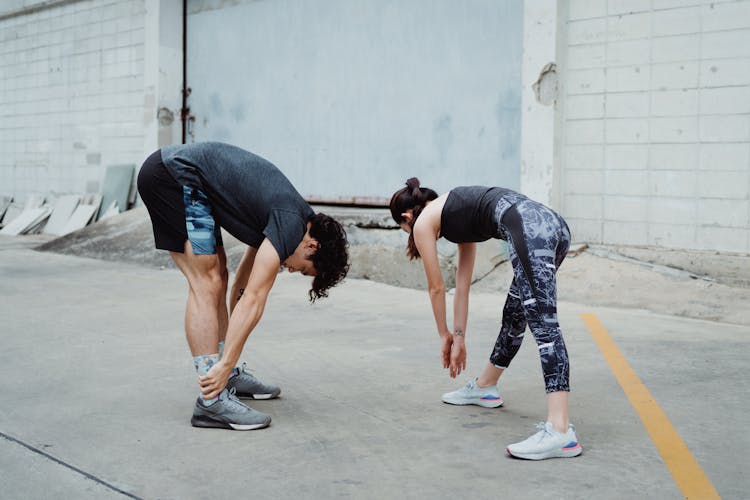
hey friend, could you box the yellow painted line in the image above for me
[581,313,720,500]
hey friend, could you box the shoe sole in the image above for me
[442,396,504,408]
[505,444,582,460]
[191,415,271,431]
[234,392,280,400]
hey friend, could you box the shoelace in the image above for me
[532,422,553,443]
[239,362,258,377]
[221,387,248,410]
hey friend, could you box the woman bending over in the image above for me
[389,178,582,460]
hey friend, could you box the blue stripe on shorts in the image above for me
[183,186,218,255]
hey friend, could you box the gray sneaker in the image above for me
[191,388,271,430]
[226,363,281,400]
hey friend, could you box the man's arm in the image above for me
[230,246,257,314]
[200,238,279,399]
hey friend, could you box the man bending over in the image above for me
[137,142,349,430]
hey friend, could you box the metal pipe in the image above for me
[181,0,188,144]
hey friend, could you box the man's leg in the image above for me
[170,240,225,358]
[216,245,229,356]
[169,239,270,430]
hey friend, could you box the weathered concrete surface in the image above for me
[30,204,750,326]
[605,245,750,288]
[473,251,750,327]
[1,247,748,499]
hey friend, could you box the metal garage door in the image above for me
[186,0,522,204]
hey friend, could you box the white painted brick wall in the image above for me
[564,168,602,194]
[603,221,649,245]
[567,68,606,94]
[701,29,750,59]
[604,170,648,195]
[699,115,750,142]
[559,0,750,254]
[604,195,649,221]
[606,145,649,169]
[0,0,147,202]
[566,94,605,119]
[649,170,697,197]
[651,34,702,63]
[564,193,603,219]
[604,118,649,143]
[648,223,696,248]
[697,199,750,227]
[699,143,750,170]
[651,89,699,116]
[606,66,651,92]
[565,145,603,169]
[605,92,650,117]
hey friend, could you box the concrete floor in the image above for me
[1,243,748,499]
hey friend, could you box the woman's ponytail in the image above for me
[389,177,438,260]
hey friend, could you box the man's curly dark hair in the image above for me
[307,213,349,302]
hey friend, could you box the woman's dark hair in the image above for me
[307,213,350,302]
[389,177,438,260]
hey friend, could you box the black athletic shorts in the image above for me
[137,149,223,253]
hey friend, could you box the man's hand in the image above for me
[199,361,234,399]
[449,338,467,378]
[440,333,453,369]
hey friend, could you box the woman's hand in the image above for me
[440,333,453,369]
[449,338,467,378]
[199,361,234,399]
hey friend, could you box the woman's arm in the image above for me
[200,238,279,398]
[413,208,456,370]
[449,242,476,377]
[413,219,449,338]
[453,242,475,336]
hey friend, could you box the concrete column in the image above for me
[519,0,559,206]
[143,0,183,159]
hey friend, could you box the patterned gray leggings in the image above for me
[489,198,572,393]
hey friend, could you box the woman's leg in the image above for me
[479,279,527,387]
[504,201,571,433]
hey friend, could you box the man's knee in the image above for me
[192,267,225,298]
[178,253,225,296]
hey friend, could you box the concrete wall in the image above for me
[557,0,750,254]
[3,0,749,259]
[185,0,523,202]
[520,1,559,206]
[0,0,180,203]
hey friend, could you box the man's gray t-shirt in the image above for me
[160,142,314,262]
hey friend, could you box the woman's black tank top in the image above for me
[439,186,526,243]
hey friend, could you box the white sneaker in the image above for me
[506,422,582,460]
[441,378,504,408]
